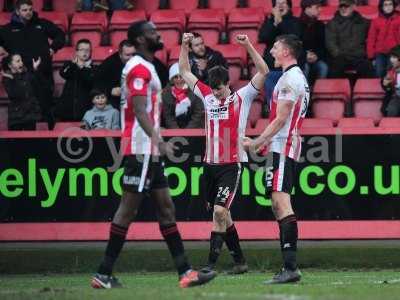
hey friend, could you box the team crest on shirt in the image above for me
[133,78,145,90]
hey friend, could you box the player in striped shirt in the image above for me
[244,34,310,284]
[179,33,268,274]
[92,21,216,289]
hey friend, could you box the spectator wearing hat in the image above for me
[326,0,373,78]
[367,0,400,78]
[381,45,400,116]
[300,0,328,85]
[162,62,204,129]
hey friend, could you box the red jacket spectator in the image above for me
[367,0,400,59]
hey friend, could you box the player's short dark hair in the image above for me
[127,20,148,47]
[118,40,134,52]
[75,38,92,50]
[15,0,33,9]
[276,34,303,59]
[208,65,230,89]
[90,88,107,100]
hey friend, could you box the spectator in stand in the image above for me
[76,0,135,11]
[300,0,328,85]
[82,89,120,130]
[2,53,43,130]
[258,0,303,70]
[0,0,65,87]
[94,40,135,109]
[3,0,52,11]
[54,39,97,121]
[367,0,400,78]
[162,63,204,129]
[188,32,228,85]
[325,0,373,78]
[381,45,400,117]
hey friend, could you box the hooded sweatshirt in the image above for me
[366,0,400,59]
[82,104,120,130]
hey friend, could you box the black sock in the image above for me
[278,214,298,271]
[97,223,128,276]
[208,231,225,266]
[159,223,191,276]
[225,224,245,264]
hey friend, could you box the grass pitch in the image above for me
[1,271,400,300]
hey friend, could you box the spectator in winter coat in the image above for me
[82,89,120,130]
[381,45,400,116]
[162,63,204,129]
[325,0,373,78]
[367,0,400,77]
[54,39,97,121]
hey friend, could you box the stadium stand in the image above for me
[187,9,226,45]
[155,47,168,65]
[0,12,11,26]
[207,0,239,13]
[169,0,199,14]
[227,8,265,44]
[355,5,379,20]
[247,0,273,14]
[53,122,83,131]
[379,117,400,128]
[318,6,337,23]
[38,11,68,32]
[301,118,335,128]
[52,0,77,15]
[109,10,147,47]
[337,117,375,128]
[136,0,160,17]
[53,47,75,67]
[92,47,116,65]
[150,9,186,49]
[213,44,247,84]
[353,78,384,123]
[168,45,180,66]
[70,11,108,47]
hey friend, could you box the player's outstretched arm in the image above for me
[179,33,199,91]
[236,34,269,90]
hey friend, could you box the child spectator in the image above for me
[82,89,120,129]
[381,45,400,117]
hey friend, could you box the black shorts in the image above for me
[203,162,242,209]
[265,152,297,196]
[122,155,169,193]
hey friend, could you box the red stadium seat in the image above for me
[188,9,226,45]
[32,0,44,12]
[368,0,379,5]
[292,0,302,7]
[136,0,160,17]
[53,0,76,15]
[355,6,378,20]
[53,47,74,67]
[54,122,83,131]
[326,0,339,6]
[247,0,273,14]
[301,118,334,128]
[207,0,238,14]
[155,48,168,65]
[109,10,146,47]
[318,6,337,23]
[38,11,69,32]
[379,118,400,128]
[92,47,116,65]
[337,117,375,128]
[70,12,108,47]
[169,0,199,15]
[292,7,302,17]
[353,79,385,122]
[247,99,263,128]
[227,8,265,44]
[150,9,186,49]
[213,44,247,84]
[312,79,351,122]
[0,12,11,26]
[167,46,180,66]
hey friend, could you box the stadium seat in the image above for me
[92,47,116,65]
[368,0,379,5]
[155,48,168,65]
[150,9,186,49]
[0,105,7,130]
[53,0,77,15]
[32,0,44,12]
[312,79,351,122]
[0,12,11,26]
[227,8,265,44]
[355,6,379,20]
[337,117,375,128]
[187,9,226,45]
[70,12,108,47]
[353,78,384,123]
[379,118,400,128]
[169,0,199,14]
[136,0,160,17]
[213,44,247,84]
[53,47,74,67]
[168,45,180,66]
[292,0,302,7]
[109,10,147,47]
[247,99,263,128]
[247,0,273,14]
[207,0,238,14]
[301,118,334,128]
[326,0,339,6]
[248,44,266,77]
[231,80,248,91]
[54,122,83,131]
[318,6,337,23]
[292,7,302,17]
[38,12,69,32]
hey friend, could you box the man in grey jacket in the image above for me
[82,89,120,130]
[325,0,373,78]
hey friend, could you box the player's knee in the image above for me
[158,205,176,224]
[213,206,228,225]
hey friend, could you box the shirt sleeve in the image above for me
[193,80,212,100]
[126,64,152,97]
[237,82,259,106]
[277,75,298,102]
